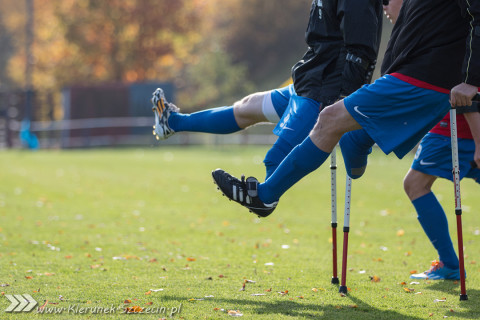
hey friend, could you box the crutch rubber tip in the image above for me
[331,277,339,284]
[339,286,348,294]
[460,294,468,301]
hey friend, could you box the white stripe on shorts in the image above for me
[262,92,281,123]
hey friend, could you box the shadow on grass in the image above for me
[160,294,423,319]
[423,281,480,319]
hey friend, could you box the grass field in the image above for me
[1,146,479,319]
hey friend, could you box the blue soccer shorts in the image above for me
[412,132,480,183]
[344,75,451,159]
[272,88,322,146]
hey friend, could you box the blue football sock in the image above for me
[263,137,294,179]
[168,106,241,134]
[339,129,374,179]
[412,192,459,269]
[258,136,330,204]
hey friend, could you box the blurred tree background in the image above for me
[0,0,311,111]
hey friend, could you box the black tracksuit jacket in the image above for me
[292,0,383,106]
[382,0,480,89]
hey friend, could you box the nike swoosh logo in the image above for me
[420,160,436,166]
[282,126,295,131]
[353,106,370,118]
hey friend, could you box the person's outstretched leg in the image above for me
[339,129,375,179]
[212,100,361,216]
[258,101,362,204]
[152,89,271,139]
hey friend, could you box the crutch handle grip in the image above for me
[471,160,478,169]
[455,93,480,113]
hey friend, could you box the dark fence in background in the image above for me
[0,82,178,149]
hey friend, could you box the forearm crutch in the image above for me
[450,107,468,301]
[339,175,352,294]
[330,146,339,284]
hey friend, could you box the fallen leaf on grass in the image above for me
[64,255,72,259]
[403,288,415,293]
[397,229,405,236]
[145,302,153,306]
[410,270,418,274]
[278,290,288,295]
[145,290,151,295]
[227,310,243,317]
[349,304,358,308]
[399,282,407,285]
[370,275,381,282]
[124,300,132,304]
[186,257,196,262]
[265,288,272,292]
[0,284,9,287]
[25,276,33,279]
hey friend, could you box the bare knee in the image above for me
[404,169,436,201]
[233,92,268,128]
[309,101,361,151]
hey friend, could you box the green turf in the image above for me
[0,146,479,319]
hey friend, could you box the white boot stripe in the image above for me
[233,185,237,201]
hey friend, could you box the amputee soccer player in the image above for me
[151,0,383,180]
[382,0,480,281]
[403,110,480,280]
[212,0,480,217]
